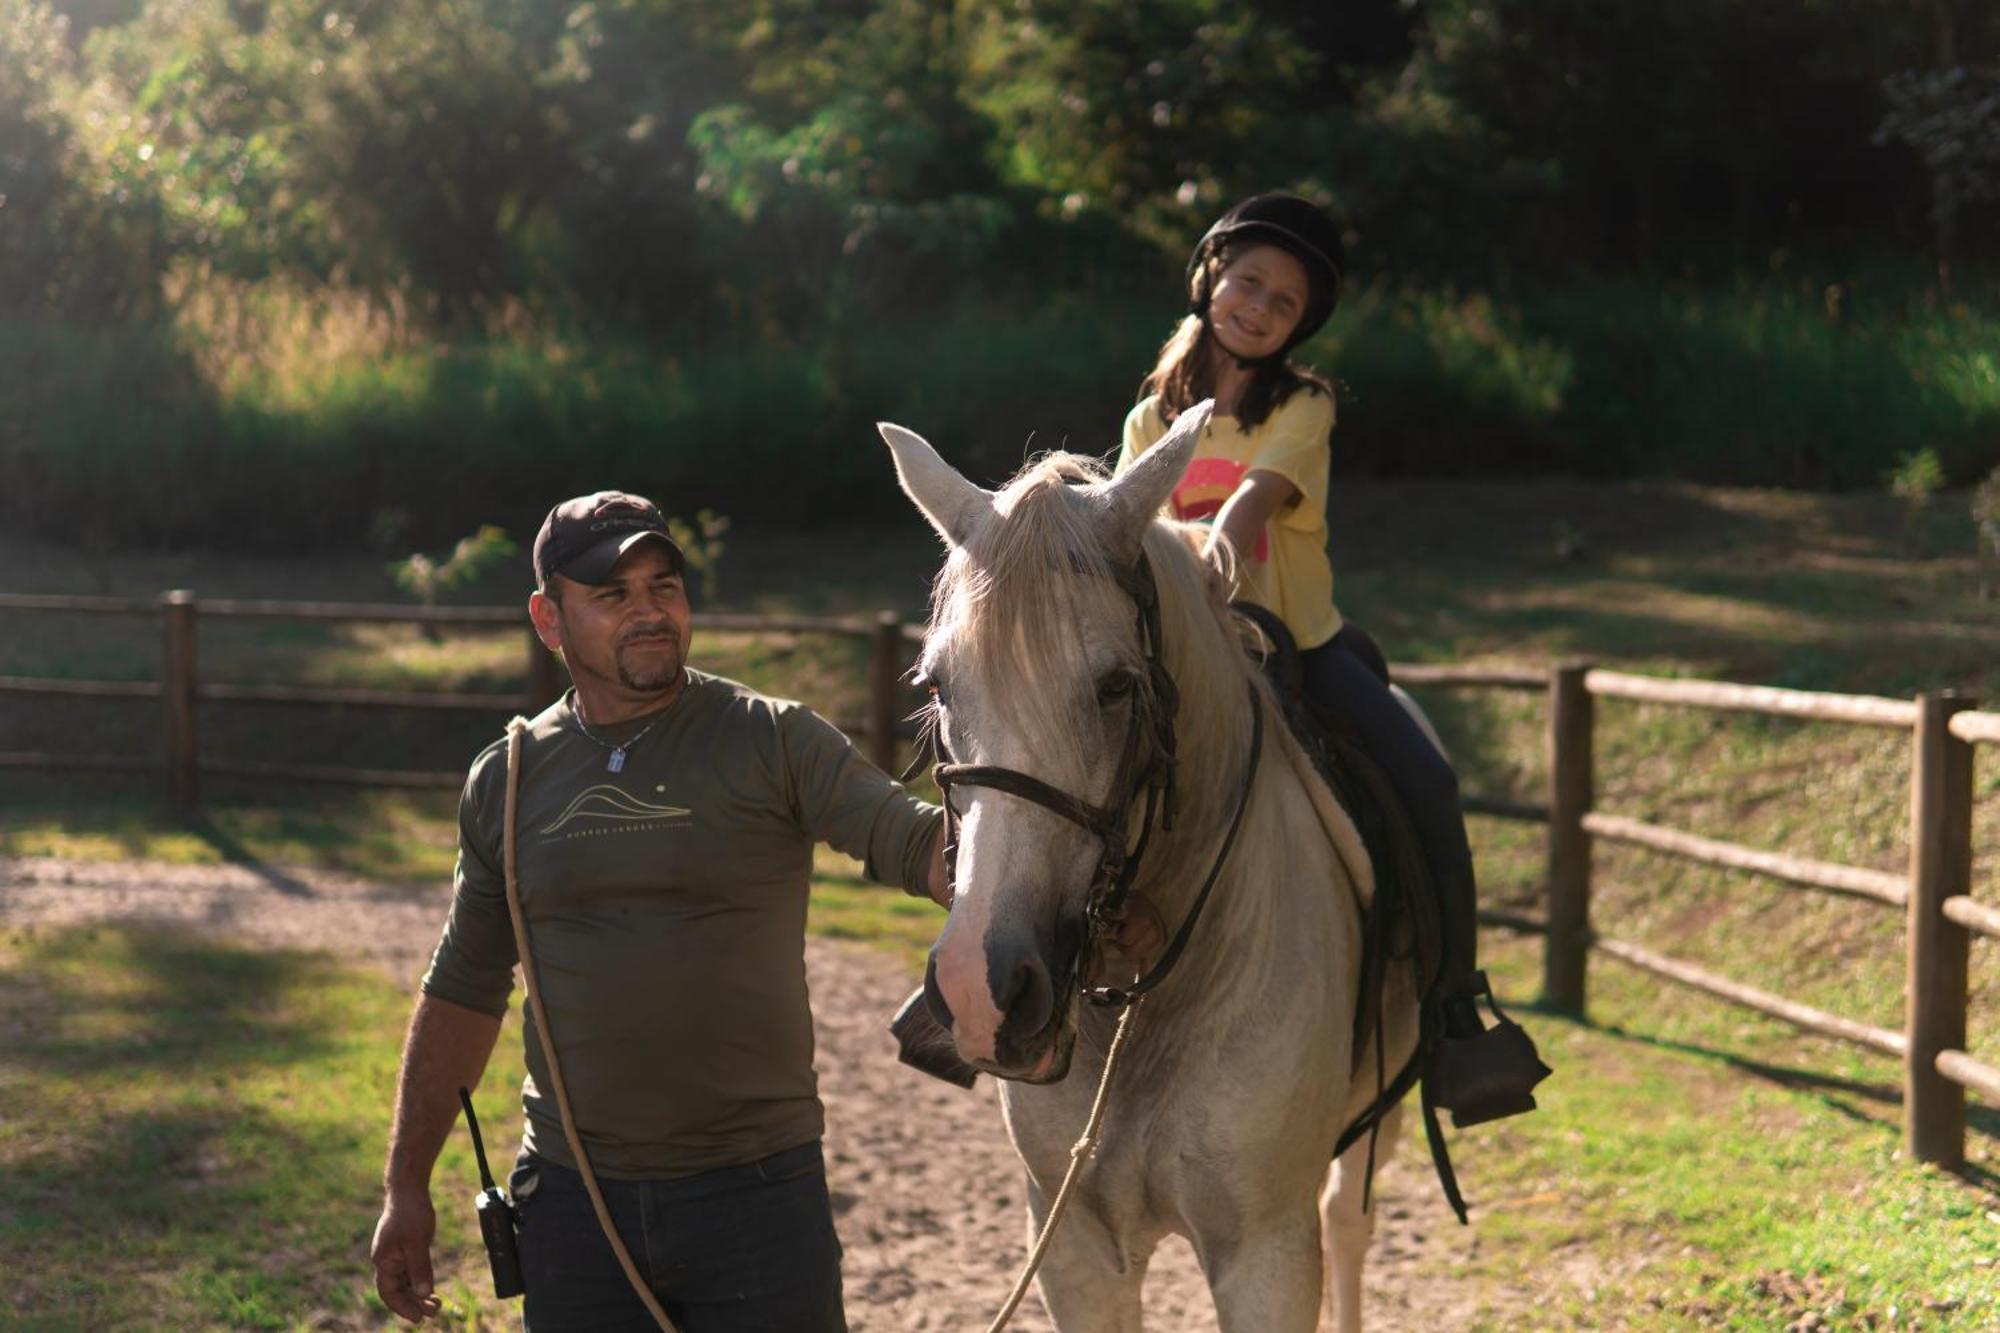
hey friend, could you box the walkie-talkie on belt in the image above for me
[459,1086,525,1299]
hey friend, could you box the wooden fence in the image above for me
[4,591,1995,1169]
[1396,660,1997,1173]
[0,591,919,805]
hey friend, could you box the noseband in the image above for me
[922,552,1263,1009]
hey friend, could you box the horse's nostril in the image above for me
[922,954,956,1029]
[995,954,1054,1037]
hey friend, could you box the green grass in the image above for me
[0,795,462,883]
[809,847,940,973]
[1440,934,2000,1329]
[0,923,525,1329]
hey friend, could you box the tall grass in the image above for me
[8,274,1997,552]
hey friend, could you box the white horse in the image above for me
[880,405,1423,1333]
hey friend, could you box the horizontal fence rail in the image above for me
[5,591,1997,1173]
[1461,794,1550,823]
[1580,811,1909,907]
[200,759,466,790]
[1952,711,2000,745]
[1942,894,2000,940]
[196,598,528,626]
[1584,669,1921,729]
[196,682,525,712]
[1591,931,1908,1058]
[0,752,159,774]
[0,592,158,615]
[1936,1050,2000,1104]
[1391,662,1547,691]
[0,675,162,700]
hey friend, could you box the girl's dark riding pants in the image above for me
[1300,624,1479,993]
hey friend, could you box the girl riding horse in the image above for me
[1115,191,1548,1129]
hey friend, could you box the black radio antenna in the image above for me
[458,1086,500,1194]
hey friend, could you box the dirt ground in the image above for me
[0,853,1523,1331]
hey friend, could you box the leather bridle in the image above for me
[919,552,1264,1010]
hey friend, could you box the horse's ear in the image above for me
[878,422,995,549]
[1096,399,1212,563]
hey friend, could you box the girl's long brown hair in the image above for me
[1140,247,1334,433]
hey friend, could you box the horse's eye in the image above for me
[912,669,948,705]
[1096,671,1136,706]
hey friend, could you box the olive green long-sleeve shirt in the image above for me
[421,669,941,1178]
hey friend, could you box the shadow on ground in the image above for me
[0,925,392,1323]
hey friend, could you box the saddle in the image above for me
[1236,604,1548,1223]
[1229,607,1436,1139]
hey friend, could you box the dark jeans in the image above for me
[1301,624,1478,993]
[510,1140,846,1333]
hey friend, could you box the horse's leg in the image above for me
[1317,1100,1407,1333]
[1194,1204,1325,1333]
[1026,1189,1151,1333]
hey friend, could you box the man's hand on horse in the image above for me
[925,824,952,908]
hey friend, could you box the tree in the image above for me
[0,0,169,321]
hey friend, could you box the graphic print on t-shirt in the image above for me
[539,784,692,835]
[1172,457,1268,562]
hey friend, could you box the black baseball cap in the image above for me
[533,491,685,588]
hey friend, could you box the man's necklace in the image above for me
[570,696,665,773]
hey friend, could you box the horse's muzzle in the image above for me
[986,913,1088,1082]
[924,909,1089,1082]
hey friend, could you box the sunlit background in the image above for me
[6,0,1998,551]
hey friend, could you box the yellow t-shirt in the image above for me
[1117,388,1341,650]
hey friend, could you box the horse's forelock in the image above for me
[924,452,1253,779]
[925,454,1124,756]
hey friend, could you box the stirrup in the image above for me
[1425,972,1552,1128]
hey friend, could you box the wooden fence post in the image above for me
[1544,660,1595,1016]
[867,612,903,775]
[162,589,199,816]
[525,625,564,713]
[1907,690,1975,1166]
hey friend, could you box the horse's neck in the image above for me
[1121,677,1355,1031]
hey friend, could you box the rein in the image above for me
[1087,684,1260,1007]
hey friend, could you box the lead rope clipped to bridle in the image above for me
[503,717,681,1333]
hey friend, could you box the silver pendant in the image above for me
[607,748,627,773]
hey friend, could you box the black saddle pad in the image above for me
[1230,603,1442,1059]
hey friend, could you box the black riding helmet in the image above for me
[1186,192,1345,354]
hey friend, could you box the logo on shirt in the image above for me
[1173,457,1268,563]
[539,785,692,835]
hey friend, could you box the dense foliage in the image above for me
[4,0,1998,546]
